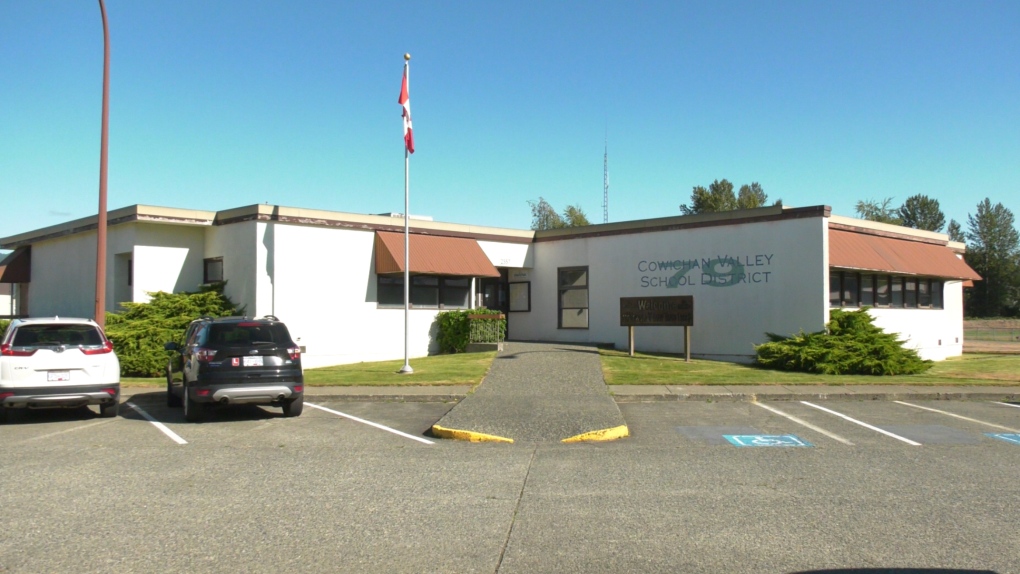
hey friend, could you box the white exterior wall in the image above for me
[268,224,437,368]
[511,217,829,362]
[133,224,207,301]
[860,281,965,361]
[205,221,258,316]
[0,283,12,316]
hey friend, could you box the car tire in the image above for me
[166,379,182,408]
[99,400,119,418]
[282,394,303,417]
[183,388,204,423]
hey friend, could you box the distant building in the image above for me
[0,203,979,367]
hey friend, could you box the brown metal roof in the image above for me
[0,247,30,283]
[829,229,981,280]
[375,231,500,277]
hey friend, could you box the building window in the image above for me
[831,270,946,310]
[904,277,918,308]
[931,280,944,309]
[829,270,841,307]
[204,257,224,284]
[875,275,890,307]
[558,266,589,329]
[377,274,472,309]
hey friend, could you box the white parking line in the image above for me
[20,419,118,443]
[894,401,1020,433]
[753,401,854,445]
[994,401,1020,409]
[800,401,921,446]
[125,402,188,445]
[307,402,435,445]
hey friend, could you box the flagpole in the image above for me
[399,53,413,374]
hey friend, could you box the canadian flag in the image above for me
[398,67,414,154]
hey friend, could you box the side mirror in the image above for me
[164,342,179,351]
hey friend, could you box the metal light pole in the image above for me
[94,0,111,328]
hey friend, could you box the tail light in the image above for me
[195,347,217,363]
[287,347,301,360]
[1,344,36,357]
[81,340,115,355]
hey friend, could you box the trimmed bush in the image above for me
[436,308,506,354]
[754,308,932,375]
[105,285,242,377]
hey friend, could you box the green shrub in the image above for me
[754,308,932,376]
[436,308,506,354]
[0,319,10,339]
[105,285,242,377]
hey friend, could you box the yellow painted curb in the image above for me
[431,424,514,443]
[562,424,630,443]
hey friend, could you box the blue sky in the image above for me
[2,1,1018,239]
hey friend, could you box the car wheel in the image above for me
[183,388,204,423]
[99,400,119,418]
[282,394,303,417]
[166,379,182,408]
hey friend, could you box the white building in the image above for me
[0,203,979,367]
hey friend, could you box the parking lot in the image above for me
[2,395,1019,573]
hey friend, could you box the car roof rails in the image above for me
[261,315,280,322]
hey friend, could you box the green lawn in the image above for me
[302,352,496,386]
[119,350,1019,388]
[600,349,1020,386]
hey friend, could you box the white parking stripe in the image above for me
[801,401,922,446]
[307,402,435,445]
[753,401,854,445]
[20,419,118,443]
[895,401,1020,433]
[994,401,1020,409]
[125,402,188,445]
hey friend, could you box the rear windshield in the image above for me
[11,324,105,347]
[203,323,292,347]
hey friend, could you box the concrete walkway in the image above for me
[430,342,629,443]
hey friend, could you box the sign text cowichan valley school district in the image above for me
[620,296,693,327]
[638,254,774,289]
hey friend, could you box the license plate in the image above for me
[242,355,264,367]
[47,370,71,382]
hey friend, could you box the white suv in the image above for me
[0,317,121,422]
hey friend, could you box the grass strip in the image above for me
[600,350,1020,386]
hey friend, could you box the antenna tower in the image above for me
[602,136,609,224]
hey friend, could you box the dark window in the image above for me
[128,259,133,287]
[842,273,859,307]
[891,277,903,307]
[932,280,944,309]
[904,278,918,308]
[918,279,931,308]
[204,257,224,284]
[875,275,890,307]
[206,323,291,346]
[859,274,874,306]
[558,266,589,329]
[377,275,472,309]
[829,271,842,307]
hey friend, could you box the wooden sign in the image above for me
[620,296,693,327]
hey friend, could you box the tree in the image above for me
[528,197,590,230]
[964,198,1020,317]
[737,182,768,210]
[561,204,590,227]
[947,219,965,243]
[898,194,945,232]
[855,198,903,225]
[680,179,736,215]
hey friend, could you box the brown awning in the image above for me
[829,229,980,280]
[375,231,500,278]
[0,247,30,283]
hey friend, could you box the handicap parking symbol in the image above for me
[985,433,1020,445]
[724,435,812,447]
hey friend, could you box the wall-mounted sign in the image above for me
[620,296,693,327]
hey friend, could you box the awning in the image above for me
[0,247,30,283]
[374,231,500,278]
[829,229,980,280]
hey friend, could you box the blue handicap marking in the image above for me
[724,435,812,447]
[985,433,1020,445]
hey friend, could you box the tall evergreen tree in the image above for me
[528,198,590,230]
[947,219,965,243]
[964,198,1020,317]
[898,194,946,232]
[855,198,903,225]
[737,182,768,209]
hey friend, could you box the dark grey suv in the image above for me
[165,316,303,422]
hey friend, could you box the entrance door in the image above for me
[479,269,510,337]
